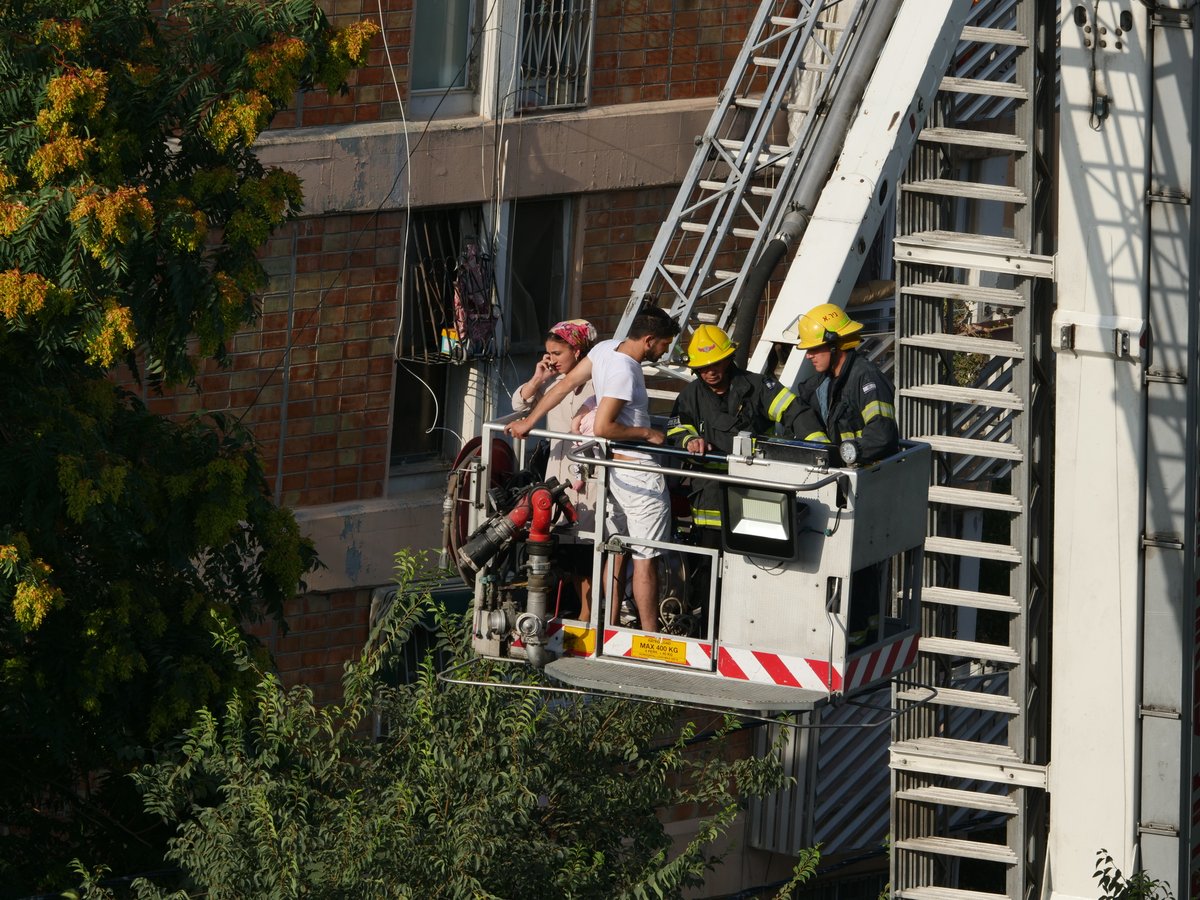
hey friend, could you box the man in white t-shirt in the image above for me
[508,305,679,632]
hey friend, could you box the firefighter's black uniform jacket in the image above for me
[667,367,805,527]
[794,350,898,463]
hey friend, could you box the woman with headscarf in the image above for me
[511,319,598,616]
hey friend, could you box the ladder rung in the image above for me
[891,738,1047,788]
[927,485,1023,513]
[900,383,1024,410]
[770,16,846,32]
[959,25,1030,47]
[903,178,1026,205]
[900,332,1025,358]
[918,637,1020,666]
[939,76,1029,100]
[732,96,809,114]
[924,534,1022,563]
[896,887,1011,900]
[681,221,759,240]
[716,139,793,158]
[702,178,776,198]
[898,684,1019,714]
[919,126,1026,153]
[921,584,1020,614]
[751,57,828,75]
[896,230,1054,278]
[901,280,1026,308]
[893,736,1022,767]
[663,262,740,283]
[913,435,1024,463]
[896,836,1018,865]
[895,786,1018,815]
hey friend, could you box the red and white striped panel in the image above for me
[602,628,714,668]
[842,633,920,692]
[717,646,843,692]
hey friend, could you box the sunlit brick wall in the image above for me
[139,213,402,508]
[590,0,759,106]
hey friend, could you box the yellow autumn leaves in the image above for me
[0,540,64,631]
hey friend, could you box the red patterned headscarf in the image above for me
[548,319,597,354]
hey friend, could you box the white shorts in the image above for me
[606,467,670,560]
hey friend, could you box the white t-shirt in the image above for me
[589,338,651,457]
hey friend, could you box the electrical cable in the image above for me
[435,658,938,731]
[235,0,501,426]
[379,0,412,367]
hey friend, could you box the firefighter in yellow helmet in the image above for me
[793,303,898,463]
[667,324,807,533]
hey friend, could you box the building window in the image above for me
[393,206,493,468]
[500,198,573,415]
[410,0,477,117]
[518,0,594,112]
[507,197,572,354]
[390,360,449,465]
[396,206,493,366]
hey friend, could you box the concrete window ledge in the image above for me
[294,490,446,593]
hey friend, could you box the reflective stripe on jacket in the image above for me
[667,367,807,526]
[795,351,898,462]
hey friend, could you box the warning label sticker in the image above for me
[630,634,689,666]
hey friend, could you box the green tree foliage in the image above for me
[72,553,791,899]
[0,0,376,889]
[1094,850,1175,900]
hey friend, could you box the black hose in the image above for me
[732,236,790,368]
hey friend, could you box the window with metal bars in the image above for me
[396,206,494,367]
[517,0,595,112]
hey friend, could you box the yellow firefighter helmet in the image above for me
[686,324,737,368]
[794,303,864,350]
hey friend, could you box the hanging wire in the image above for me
[436,658,939,731]
[236,0,503,426]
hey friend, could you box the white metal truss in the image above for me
[889,1,1056,898]
[1047,4,1199,897]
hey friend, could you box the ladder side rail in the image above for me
[619,0,878,344]
[751,0,979,382]
[619,1,838,326]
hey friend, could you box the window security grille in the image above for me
[397,207,496,365]
[517,0,595,112]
